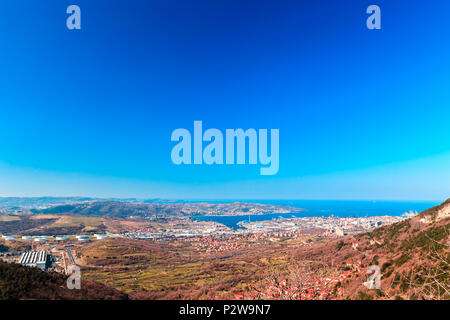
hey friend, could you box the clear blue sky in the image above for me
[0,1,449,200]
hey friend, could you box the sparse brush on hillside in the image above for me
[248,199,450,300]
[353,200,449,300]
[385,228,449,300]
[252,261,340,300]
[0,262,129,300]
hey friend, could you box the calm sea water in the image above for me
[193,200,440,229]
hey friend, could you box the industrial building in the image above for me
[18,251,48,270]
[76,235,90,242]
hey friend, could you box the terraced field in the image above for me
[79,238,308,299]
[49,215,105,228]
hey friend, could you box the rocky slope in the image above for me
[291,199,449,299]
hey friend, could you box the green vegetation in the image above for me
[382,269,393,279]
[366,219,410,241]
[0,262,128,300]
[357,291,373,300]
[394,254,411,267]
[0,262,62,299]
[392,273,401,286]
[401,225,449,251]
[371,255,380,265]
[381,261,393,273]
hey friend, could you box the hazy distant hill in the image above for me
[0,197,97,209]
[33,201,182,218]
[0,262,128,300]
[0,197,176,210]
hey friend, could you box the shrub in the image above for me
[394,254,411,267]
[357,291,373,300]
[381,261,393,273]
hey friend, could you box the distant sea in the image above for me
[194,200,440,229]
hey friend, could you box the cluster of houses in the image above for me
[184,231,319,254]
[235,263,365,300]
[188,236,248,253]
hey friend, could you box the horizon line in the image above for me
[0,196,444,202]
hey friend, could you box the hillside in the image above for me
[352,198,449,299]
[284,199,450,300]
[419,198,450,219]
[0,262,129,300]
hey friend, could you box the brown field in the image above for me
[78,236,320,299]
[0,216,21,222]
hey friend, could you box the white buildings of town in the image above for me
[76,235,90,242]
[34,237,48,242]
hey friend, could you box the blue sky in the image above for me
[0,1,449,200]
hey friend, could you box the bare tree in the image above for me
[388,228,449,300]
[252,261,339,300]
